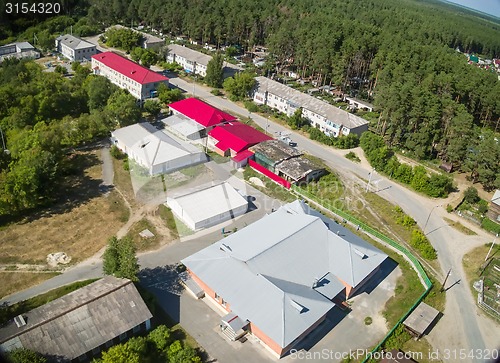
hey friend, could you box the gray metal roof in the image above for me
[0,277,152,360]
[491,190,500,207]
[182,200,387,348]
[255,77,369,130]
[111,123,206,169]
[56,34,95,50]
[168,44,212,66]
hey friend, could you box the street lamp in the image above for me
[485,233,499,261]
[0,126,9,155]
[423,205,441,235]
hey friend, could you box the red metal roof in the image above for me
[232,149,254,162]
[208,122,272,153]
[168,98,236,127]
[91,52,168,85]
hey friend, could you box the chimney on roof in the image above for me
[312,278,319,289]
[131,70,136,74]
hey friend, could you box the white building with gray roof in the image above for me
[167,44,213,77]
[253,76,369,137]
[55,34,96,62]
[111,123,207,176]
[182,200,387,357]
[0,42,40,63]
[0,276,152,362]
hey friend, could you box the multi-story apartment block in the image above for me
[167,44,212,77]
[253,76,369,137]
[91,52,169,101]
[55,34,96,62]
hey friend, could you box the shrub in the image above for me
[211,89,222,96]
[463,186,480,204]
[409,230,437,260]
[446,204,454,213]
[243,100,259,112]
[345,151,360,162]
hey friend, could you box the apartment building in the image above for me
[91,52,169,101]
[55,34,96,61]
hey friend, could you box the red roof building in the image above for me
[91,52,169,101]
[208,121,272,157]
[168,98,237,129]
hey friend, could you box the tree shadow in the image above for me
[138,265,184,324]
[0,151,112,226]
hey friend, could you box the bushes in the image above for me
[244,100,259,112]
[345,151,360,162]
[359,132,453,198]
[409,230,437,260]
[95,325,200,363]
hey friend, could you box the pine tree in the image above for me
[205,53,224,88]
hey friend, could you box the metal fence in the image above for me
[290,185,433,361]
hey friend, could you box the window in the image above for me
[221,299,227,307]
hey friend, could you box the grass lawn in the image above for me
[0,150,126,266]
[443,217,477,235]
[0,279,98,324]
[243,167,297,203]
[207,151,230,164]
[0,272,61,300]
[126,218,161,252]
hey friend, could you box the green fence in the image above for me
[291,185,433,361]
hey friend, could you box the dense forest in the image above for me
[0,59,141,217]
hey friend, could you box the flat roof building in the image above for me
[182,200,387,357]
[403,302,440,338]
[0,42,40,63]
[0,277,152,362]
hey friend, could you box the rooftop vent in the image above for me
[129,301,136,308]
[14,315,26,328]
[131,70,136,74]
[353,248,367,259]
[220,243,232,252]
[290,299,306,313]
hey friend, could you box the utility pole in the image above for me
[440,268,452,292]
[485,233,499,261]
[423,205,440,235]
[365,168,375,192]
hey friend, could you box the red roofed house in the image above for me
[168,98,237,137]
[208,121,272,158]
[91,52,169,101]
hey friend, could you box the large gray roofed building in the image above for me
[254,76,369,130]
[0,276,152,361]
[168,44,212,66]
[182,200,387,351]
[55,34,95,50]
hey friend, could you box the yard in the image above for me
[463,242,500,321]
[0,150,128,297]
